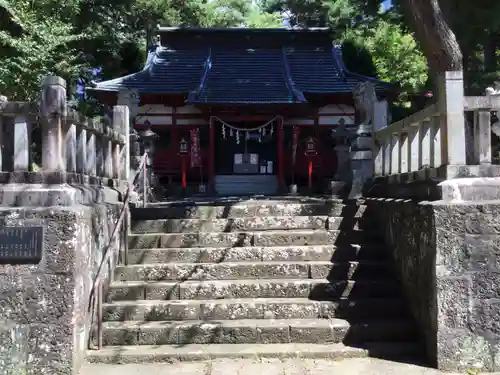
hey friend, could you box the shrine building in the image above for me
[89,27,393,196]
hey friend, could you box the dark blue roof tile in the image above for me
[89,30,392,104]
[92,47,208,93]
[189,48,302,104]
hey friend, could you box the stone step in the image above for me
[125,244,389,264]
[128,229,381,249]
[99,318,417,346]
[131,216,347,233]
[86,342,422,364]
[107,279,401,302]
[130,200,364,220]
[102,296,407,321]
[114,261,393,282]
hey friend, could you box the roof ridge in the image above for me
[187,48,212,104]
[281,47,306,104]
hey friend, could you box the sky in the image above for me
[381,0,393,11]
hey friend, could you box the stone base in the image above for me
[0,184,122,207]
[439,177,500,201]
[374,164,500,186]
[365,184,500,371]
[0,203,122,375]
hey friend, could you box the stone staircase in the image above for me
[87,198,422,364]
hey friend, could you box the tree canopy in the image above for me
[0,0,497,102]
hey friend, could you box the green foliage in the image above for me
[0,0,85,100]
[345,20,428,94]
[0,0,498,104]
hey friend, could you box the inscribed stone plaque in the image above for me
[0,226,43,264]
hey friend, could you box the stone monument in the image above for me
[349,81,377,198]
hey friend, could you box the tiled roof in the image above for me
[90,29,392,104]
[91,47,208,93]
[286,47,390,94]
[190,48,304,104]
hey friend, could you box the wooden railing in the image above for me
[0,76,129,183]
[373,71,500,181]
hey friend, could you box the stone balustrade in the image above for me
[0,76,129,186]
[372,71,500,200]
[365,72,500,372]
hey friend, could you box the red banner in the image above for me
[190,128,201,168]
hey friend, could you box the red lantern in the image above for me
[179,138,188,155]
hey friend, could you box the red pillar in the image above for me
[277,116,284,190]
[209,120,215,193]
[181,157,187,190]
[308,158,313,191]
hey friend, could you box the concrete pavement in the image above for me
[79,358,489,375]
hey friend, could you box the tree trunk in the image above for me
[398,0,462,73]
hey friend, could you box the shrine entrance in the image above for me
[213,117,280,196]
[214,118,278,176]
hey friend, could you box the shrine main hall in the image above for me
[90,27,392,196]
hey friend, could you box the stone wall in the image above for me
[0,202,122,375]
[365,195,500,372]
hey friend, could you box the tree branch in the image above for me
[398,0,462,72]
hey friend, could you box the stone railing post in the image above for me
[96,134,104,177]
[64,119,77,173]
[40,76,67,171]
[76,127,87,174]
[86,132,96,176]
[13,116,31,171]
[437,71,466,165]
[113,106,130,182]
[104,128,113,179]
[140,127,158,193]
[473,109,492,164]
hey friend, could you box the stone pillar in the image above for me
[113,106,129,182]
[437,71,466,166]
[76,128,87,174]
[86,133,96,176]
[118,90,138,184]
[13,116,31,171]
[334,144,350,180]
[96,136,104,177]
[64,121,77,173]
[40,76,67,171]
[349,81,377,198]
[140,127,158,198]
[104,131,113,179]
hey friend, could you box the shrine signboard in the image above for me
[0,226,44,264]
